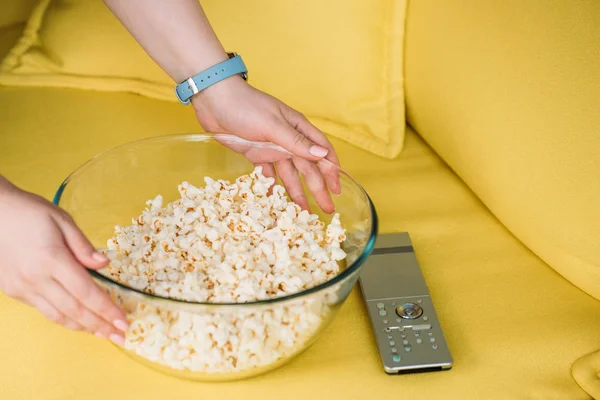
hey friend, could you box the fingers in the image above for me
[52,211,108,270]
[281,106,340,164]
[317,159,342,195]
[26,294,83,331]
[41,278,123,343]
[275,159,310,211]
[279,106,342,194]
[51,251,128,335]
[268,120,330,162]
[292,158,335,214]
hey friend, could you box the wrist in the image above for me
[173,51,229,84]
[176,53,248,106]
[190,74,248,110]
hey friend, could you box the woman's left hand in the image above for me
[192,76,341,214]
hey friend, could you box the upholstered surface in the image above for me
[0,23,25,60]
[0,0,37,28]
[405,0,600,302]
[0,87,598,399]
[0,0,406,158]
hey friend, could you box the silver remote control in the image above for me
[359,232,453,374]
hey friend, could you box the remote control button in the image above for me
[396,303,423,319]
[404,345,412,352]
[403,339,409,345]
[376,303,385,309]
[416,338,422,344]
[379,310,387,316]
[432,344,438,350]
[391,347,398,353]
[423,316,429,321]
[411,324,431,331]
[383,320,388,324]
[389,341,395,346]
[392,355,401,363]
[430,337,436,343]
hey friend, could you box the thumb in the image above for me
[52,210,108,270]
[268,121,329,162]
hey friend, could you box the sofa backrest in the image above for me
[405,0,600,299]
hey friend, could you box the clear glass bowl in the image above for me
[53,134,377,381]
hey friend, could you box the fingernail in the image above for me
[109,333,125,346]
[95,332,105,339]
[92,252,108,263]
[309,145,328,158]
[113,319,129,332]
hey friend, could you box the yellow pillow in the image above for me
[0,0,407,159]
[405,0,600,300]
[0,0,38,28]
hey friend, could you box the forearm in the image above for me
[0,175,16,196]
[103,0,228,83]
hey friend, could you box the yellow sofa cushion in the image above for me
[0,24,25,61]
[0,0,407,159]
[405,0,600,303]
[0,0,37,28]
[2,87,600,398]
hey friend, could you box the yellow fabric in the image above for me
[573,351,600,399]
[405,1,600,301]
[2,87,600,399]
[0,0,37,28]
[0,23,25,61]
[0,0,407,159]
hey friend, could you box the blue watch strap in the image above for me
[175,55,248,105]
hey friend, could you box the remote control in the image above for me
[359,232,453,374]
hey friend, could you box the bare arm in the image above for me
[103,0,227,83]
[104,0,341,212]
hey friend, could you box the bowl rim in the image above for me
[53,133,378,307]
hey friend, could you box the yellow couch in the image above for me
[1,1,600,399]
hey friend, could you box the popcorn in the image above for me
[99,166,347,374]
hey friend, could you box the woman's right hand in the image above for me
[0,177,128,344]
[193,77,342,214]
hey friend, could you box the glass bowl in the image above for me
[53,133,377,381]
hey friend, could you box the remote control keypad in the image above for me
[366,296,451,372]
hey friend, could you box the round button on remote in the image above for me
[396,303,424,319]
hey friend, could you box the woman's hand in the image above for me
[103,0,342,212]
[0,178,127,344]
[192,76,341,213]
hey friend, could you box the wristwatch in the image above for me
[175,52,248,105]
